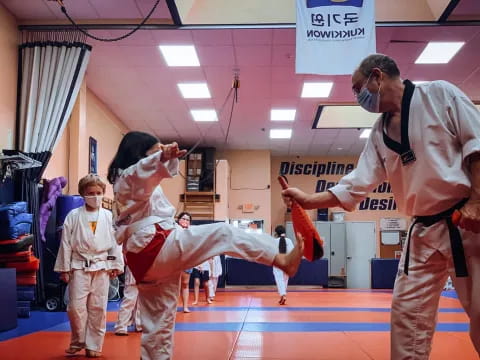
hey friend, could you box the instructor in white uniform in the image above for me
[283,54,480,359]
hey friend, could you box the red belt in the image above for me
[126,224,172,282]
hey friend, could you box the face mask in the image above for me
[84,195,103,209]
[357,74,381,113]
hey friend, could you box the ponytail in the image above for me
[279,235,287,254]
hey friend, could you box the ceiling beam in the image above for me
[18,19,480,32]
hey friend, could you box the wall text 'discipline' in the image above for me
[279,161,398,211]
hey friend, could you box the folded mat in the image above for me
[0,202,27,221]
[0,234,34,253]
[16,273,37,286]
[17,306,31,318]
[17,286,35,301]
[0,213,33,240]
[5,256,39,272]
[0,247,33,263]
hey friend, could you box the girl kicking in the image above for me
[108,131,303,360]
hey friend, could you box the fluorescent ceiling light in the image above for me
[360,129,371,138]
[412,81,428,85]
[159,45,200,66]
[178,83,211,98]
[415,42,464,64]
[190,109,217,122]
[301,82,333,98]
[270,129,292,139]
[314,105,379,129]
[271,109,296,121]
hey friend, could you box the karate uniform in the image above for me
[114,265,142,333]
[272,237,294,296]
[208,256,223,298]
[54,206,124,353]
[329,80,480,359]
[113,150,278,360]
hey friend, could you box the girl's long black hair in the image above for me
[176,211,192,223]
[107,131,159,184]
[275,225,287,254]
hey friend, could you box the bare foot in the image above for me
[86,349,101,358]
[183,308,191,313]
[279,295,286,305]
[273,233,304,277]
[207,298,213,304]
[65,346,83,354]
[192,301,198,305]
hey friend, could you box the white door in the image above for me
[330,223,346,276]
[315,222,331,274]
[285,221,295,243]
[346,222,376,288]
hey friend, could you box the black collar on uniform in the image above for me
[382,79,416,155]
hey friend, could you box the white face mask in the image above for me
[356,73,381,113]
[84,195,103,209]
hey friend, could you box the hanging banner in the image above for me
[296,0,376,75]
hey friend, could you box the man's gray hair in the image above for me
[357,54,400,78]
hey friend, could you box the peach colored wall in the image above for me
[161,160,186,215]
[271,156,409,258]
[184,0,436,24]
[85,89,129,198]
[426,0,451,20]
[0,4,17,150]
[44,84,130,198]
[218,150,272,233]
[214,160,229,221]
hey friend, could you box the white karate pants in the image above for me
[391,221,480,359]
[273,266,289,296]
[137,222,278,360]
[67,269,110,352]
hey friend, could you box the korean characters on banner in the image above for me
[295,0,376,75]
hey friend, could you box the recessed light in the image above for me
[178,83,211,98]
[270,129,292,139]
[301,82,333,98]
[190,109,217,122]
[412,81,428,85]
[159,45,200,67]
[337,147,343,150]
[360,129,371,138]
[271,109,296,121]
[415,42,464,64]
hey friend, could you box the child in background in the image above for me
[208,255,222,301]
[114,264,142,335]
[177,211,193,313]
[192,260,212,305]
[272,225,295,305]
[55,174,123,358]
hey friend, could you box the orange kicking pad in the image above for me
[278,176,324,261]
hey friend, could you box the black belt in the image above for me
[404,199,469,277]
